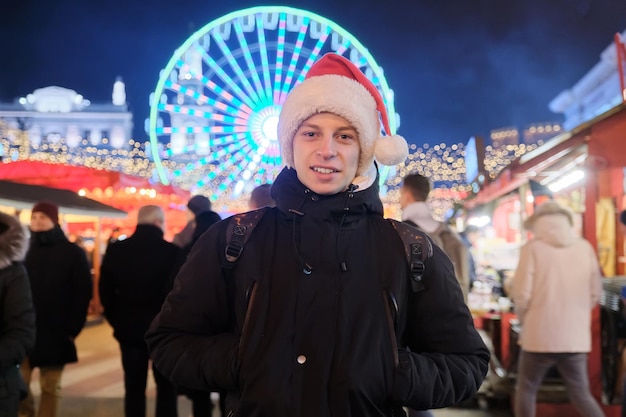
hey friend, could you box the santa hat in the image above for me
[278,53,409,178]
[32,201,59,225]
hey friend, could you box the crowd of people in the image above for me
[0,52,623,417]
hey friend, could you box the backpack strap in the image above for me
[388,219,433,292]
[224,207,269,266]
[221,207,269,331]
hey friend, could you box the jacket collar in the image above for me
[271,167,384,221]
[132,224,165,239]
[30,225,68,246]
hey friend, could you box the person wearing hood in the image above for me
[146,53,489,417]
[0,212,35,417]
[511,200,605,417]
[20,201,92,417]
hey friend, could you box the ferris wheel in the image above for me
[148,6,399,204]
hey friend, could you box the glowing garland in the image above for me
[0,117,537,218]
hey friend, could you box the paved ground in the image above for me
[26,319,513,417]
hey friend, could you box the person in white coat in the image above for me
[511,200,605,417]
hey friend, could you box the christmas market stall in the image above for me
[0,178,127,317]
[464,102,626,416]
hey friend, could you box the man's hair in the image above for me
[401,173,432,202]
[249,184,275,209]
[137,205,165,225]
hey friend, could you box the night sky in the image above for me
[1,0,625,147]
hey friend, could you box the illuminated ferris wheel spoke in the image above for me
[195,145,254,186]
[163,132,248,158]
[294,27,331,85]
[211,31,263,104]
[272,13,288,104]
[233,19,269,104]
[164,76,253,116]
[198,49,257,109]
[196,145,254,193]
[277,17,310,103]
[173,140,250,178]
[149,6,399,205]
[158,124,248,136]
[157,104,248,126]
[255,14,273,100]
[333,35,351,57]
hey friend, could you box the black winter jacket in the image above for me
[100,224,181,344]
[0,213,35,415]
[146,167,489,417]
[24,225,92,367]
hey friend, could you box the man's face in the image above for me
[293,112,360,195]
[30,212,55,232]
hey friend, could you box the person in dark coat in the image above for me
[180,195,224,417]
[99,205,181,417]
[185,195,221,251]
[0,212,35,417]
[146,53,489,417]
[20,201,92,417]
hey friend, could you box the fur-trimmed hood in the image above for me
[0,211,29,269]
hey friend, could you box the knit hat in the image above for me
[523,200,573,230]
[278,53,409,177]
[187,195,211,215]
[32,200,59,225]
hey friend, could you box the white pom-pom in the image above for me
[374,134,409,166]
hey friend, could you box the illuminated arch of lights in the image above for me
[148,6,400,204]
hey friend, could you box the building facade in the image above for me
[0,79,133,161]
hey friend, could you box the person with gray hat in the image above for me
[511,200,605,417]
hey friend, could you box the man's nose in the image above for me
[317,136,337,158]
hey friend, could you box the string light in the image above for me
[0,119,538,217]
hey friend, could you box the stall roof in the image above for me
[0,180,128,218]
[0,160,190,198]
[464,103,626,210]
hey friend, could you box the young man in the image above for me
[146,53,489,417]
[399,174,470,300]
[99,205,181,417]
[20,201,93,417]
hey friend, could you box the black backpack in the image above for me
[223,207,432,292]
